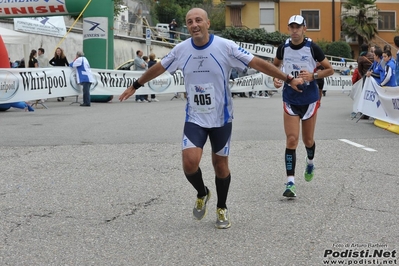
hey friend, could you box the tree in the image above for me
[220,27,288,45]
[326,41,352,59]
[341,0,379,47]
[153,0,184,26]
[114,0,128,18]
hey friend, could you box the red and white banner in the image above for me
[352,77,399,124]
[0,0,68,17]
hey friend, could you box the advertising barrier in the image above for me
[352,77,399,125]
[0,67,356,104]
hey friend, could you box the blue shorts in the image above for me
[182,122,232,156]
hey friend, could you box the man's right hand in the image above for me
[289,78,304,92]
[119,86,136,101]
[273,77,304,92]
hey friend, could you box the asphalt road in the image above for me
[0,91,398,266]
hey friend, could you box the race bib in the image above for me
[189,83,216,113]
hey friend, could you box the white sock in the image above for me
[307,158,314,165]
[287,176,295,184]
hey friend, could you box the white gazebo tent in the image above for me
[0,26,30,66]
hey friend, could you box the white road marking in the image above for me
[338,139,377,152]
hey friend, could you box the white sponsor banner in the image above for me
[324,74,353,91]
[0,67,358,104]
[14,16,67,38]
[235,41,277,59]
[234,41,357,71]
[83,17,108,40]
[0,68,270,104]
[0,0,68,17]
[353,77,399,124]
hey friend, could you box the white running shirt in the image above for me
[161,34,254,128]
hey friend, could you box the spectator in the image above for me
[49,47,69,101]
[357,44,374,119]
[169,19,178,43]
[49,47,69,67]
[69,51,95,107]
[366,48,383,84]
[18,58,25,68]
[314,61,326,99]
[394,36,399,85]
[380,50,396,87]
[37,48,49,67]
[147,53,159,102]
[352,67,361,84]
[230,68,239,98]
[134,50,148,103]
[28,49,38,68]
[357,43,374,78]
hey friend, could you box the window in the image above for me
[301,10,320,30]
[260,9,274,25]
[378,11,395,31]
[230,7,242,27]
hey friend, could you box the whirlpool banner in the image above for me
[0,67,354,104]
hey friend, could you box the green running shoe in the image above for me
[283,182,296,197]
[215,208,231,229]
[304,157,315,182]
[193,188,211,220]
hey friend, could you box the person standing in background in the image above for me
[366,48,383,84]
[357,43,374,78]
[379,50,396,87]
[69,51,95,107]
[37,48,49,67]
[28,49,38,68]
[169,19,178,43]
[49,47,69,101]
[147,53,159,102]
[134,50,148,103]
[394,36,399,86]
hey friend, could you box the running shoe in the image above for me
[193,188,210,220]
[304,157,315,182]
[215,208,231,229]
[283,181,296,197]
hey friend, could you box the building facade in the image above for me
[225,0,399,58]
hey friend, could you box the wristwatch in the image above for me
[286,74,294,84]
[313,72,319,80]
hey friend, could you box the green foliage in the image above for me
[154,0,185,25]
[341,0,379,46]
[220,27,288,45]
[114,0,127,18]
[265,31,289,45]
[326,41,352,58]
[315,39,331,54]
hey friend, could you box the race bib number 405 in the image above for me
[189,83,216,113]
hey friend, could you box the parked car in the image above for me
[155,23,169,40]
[116,59,135,70]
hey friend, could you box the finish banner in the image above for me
[0,0,68,17]
[352,77,399,124]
